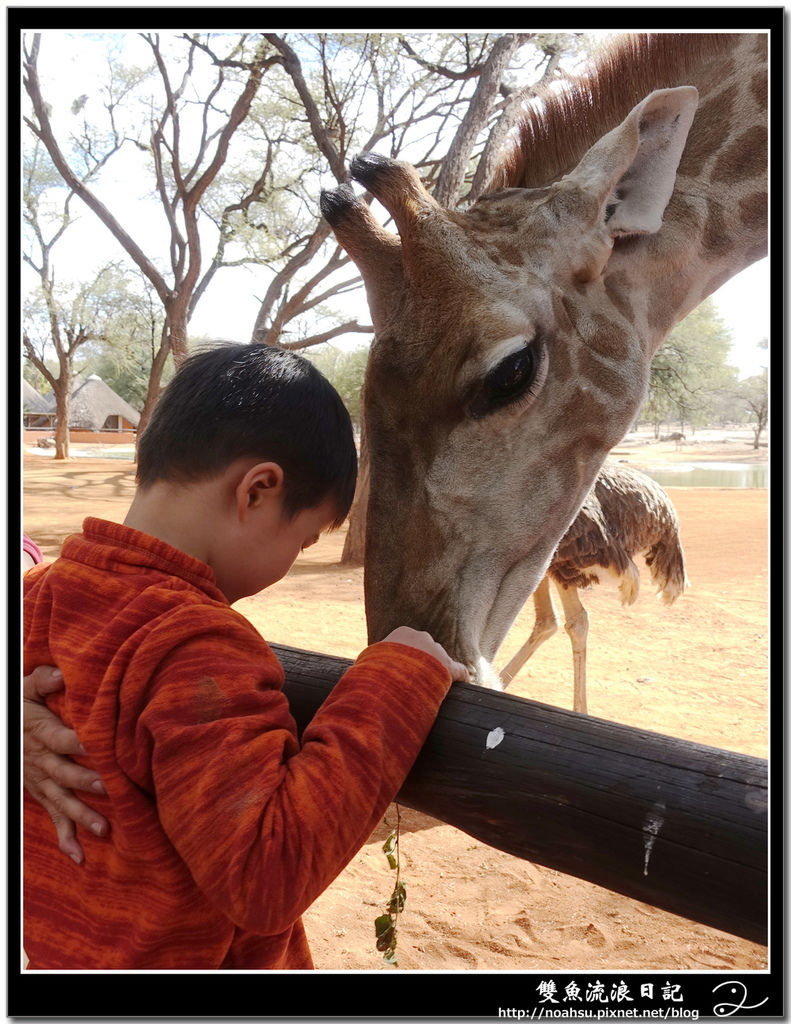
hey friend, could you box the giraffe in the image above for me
[498,460,688,714]
[320,32,767,689]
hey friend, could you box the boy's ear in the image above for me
[235,462,284,520]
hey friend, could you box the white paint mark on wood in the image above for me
[642,801,666,876]
[486,726,505,750]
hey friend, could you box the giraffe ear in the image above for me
[568,86,699,238]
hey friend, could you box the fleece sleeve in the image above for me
[131,608,451,935]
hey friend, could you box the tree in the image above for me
[640,388,676,440]
[731,368,768,449]
[82,271,174,409]
[23,264,134,458]
[22,138,126,458]
[23,31,281,435]
[642,298,739,434]
[304,344,369,427]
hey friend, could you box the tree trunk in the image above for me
[135,324,173,457]
[469,49,561,202]
[167,302,191,368]
[340,425,369,566]
[433,34,527,208]
[52,376,72,460]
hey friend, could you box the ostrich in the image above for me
[499,461,688,714]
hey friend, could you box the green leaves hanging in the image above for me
[374,809,407,966]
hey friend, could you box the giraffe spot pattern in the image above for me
[680,85,736,179]
[604,273,636,325]
[750,34,769,59]
[560,292,634,362]
[711,126,768,184]
[577,348,633,400]
[751,70,768,110]
[702,198,733,257]
[493,240,526,266]
[739,191,768,234]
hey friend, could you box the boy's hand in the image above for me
[381,627,471,682]
[23,666,109,864]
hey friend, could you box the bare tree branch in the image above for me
[24,31,276,370]
[432,33,531,208]
[280,321,373,351]
[469,46,562,202]
[264,34,346,182]
[250,219,333,345]
[398,36,488,81]
[24,35,172,306]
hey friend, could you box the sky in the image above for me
[703,262,770,379]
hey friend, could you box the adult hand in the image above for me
[23,666,109,864]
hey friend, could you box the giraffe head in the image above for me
[321,86,699,683]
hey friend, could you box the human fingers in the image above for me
[23,666,65,701]
[447,659,471,683]
[27,774,109,842]
[27,746,105,795]
[33,794,85,865]
[24,696,88,758]
[382,627,471,682]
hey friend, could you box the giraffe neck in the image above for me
[620,34,767,347]
[499,33,768,351]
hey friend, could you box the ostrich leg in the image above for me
[500,576,559,685]
[556,584,590,714]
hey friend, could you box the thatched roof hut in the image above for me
[23,380,55,427]
[23,375,140,432]
[23,380,51,413]
[65,375,140,431]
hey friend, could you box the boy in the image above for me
[23,343,467,970]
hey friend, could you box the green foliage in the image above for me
[304,344,369,425]
[23,141,69,216]
[24,257,173,409]
[23,362,52,395]
[375,811,407,966]
[730,366,768,448]
[642,297,740,431]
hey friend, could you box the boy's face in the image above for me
[230,494,340,602]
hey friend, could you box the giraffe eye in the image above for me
[470,341,543,418]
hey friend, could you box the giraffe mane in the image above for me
[490,33,731,191]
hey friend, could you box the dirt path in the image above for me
[21,436,770,971]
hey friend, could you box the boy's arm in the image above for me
[139,613,456,936]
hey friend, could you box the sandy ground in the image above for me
[20,430,770,972]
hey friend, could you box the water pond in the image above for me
[636,462,768,489]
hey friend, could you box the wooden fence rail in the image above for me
[272,643,768,946]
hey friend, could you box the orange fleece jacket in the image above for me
[23,518,451,969]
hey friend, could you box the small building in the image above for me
[22,380,55,429]
[66,375,140,434]
[23,375,140,444]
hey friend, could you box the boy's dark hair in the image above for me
[137,343,357,527]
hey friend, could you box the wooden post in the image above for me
[273,643,768,946]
